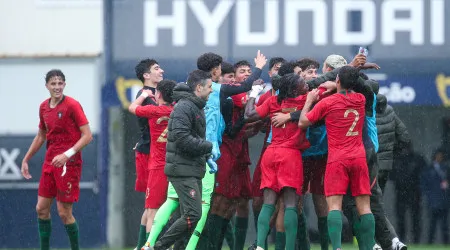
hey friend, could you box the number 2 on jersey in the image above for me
[156,116,170,142]
[344,109,359,136]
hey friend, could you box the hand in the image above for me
[207,158,218,174]
[211,147,220,161]
[358,62,381,70]
[143,89,155,98]
[21,161,32,179]
[349,54,367,67]
[51,154,69,168]
[271,112,291,128]
[319,81,337,95]
[249,84,264,98]
[306,88,320,103]
[252,79,264,86]
[254,50,267,69]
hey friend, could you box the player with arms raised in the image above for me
[21,69,92,250]
[298,66,376,250]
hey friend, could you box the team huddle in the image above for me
[21,50,408,250]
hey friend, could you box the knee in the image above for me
[36,203,51,219]
[57,207,73,224]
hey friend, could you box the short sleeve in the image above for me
[71,101,89,127]
[135,105,156,118]
[305,99,328,124]
[38,105,45,130]
[256,97,272,118]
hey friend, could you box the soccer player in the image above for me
[244,73,312,250]
[132,59,164,250]
[21,69,93,250]
[298,66,376,250]
[128,79,177,247]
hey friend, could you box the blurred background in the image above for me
[0,0,449,249]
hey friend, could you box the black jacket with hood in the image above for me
[375,94,410,171]
[164,83,212,179]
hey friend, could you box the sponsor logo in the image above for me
[379,82,416,103]
[436,74,450,107]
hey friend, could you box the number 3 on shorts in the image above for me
[344,109,359,136]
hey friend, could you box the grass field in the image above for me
[2,245,450,250]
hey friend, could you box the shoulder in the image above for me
[39,99,50,109]
[64,96,82,106]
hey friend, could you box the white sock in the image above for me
[392,237,400,245]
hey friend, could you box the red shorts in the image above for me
[324,157,371,197]
[38,164,82,203]
[135,152,149,192]
[215,147,252,199]
[145,169,168,209]
[302,155,327,195]
[252,146,269,197]
[260,147,303,195]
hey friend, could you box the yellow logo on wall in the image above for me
[436,74,450,107]
[115,77,142,109]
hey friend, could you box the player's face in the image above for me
[301,66,318,81]
[268,62,282,77]
[220,73,235,84]
[197,79,213,101]
[293,66,302,76]
[46,76,66,99]
[235,66,252,83]
[146,64,164,84]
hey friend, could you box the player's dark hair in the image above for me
[234,60,252,71]
[297,58,320,71]
[338,66,359,90]
[221,61,234,76]
[157,79,176,103]
[272,61,300,91]
[269,57,286,70]
[187,70,211,91]
[197,53,223,72]
[45,69,65,83]
[359,72,369,80]
[277,73,305,104]
[135,58,159,83]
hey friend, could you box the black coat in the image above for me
[164,83,212,179]
[376,94,410,171]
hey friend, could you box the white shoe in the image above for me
[393,241,407,250]
[373,243,382,250]
[256,247,265,250]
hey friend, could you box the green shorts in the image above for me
[167,164,215,204]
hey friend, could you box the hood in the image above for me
[172,83,207,109]
[366,79,379,95]
[376,94,387,114]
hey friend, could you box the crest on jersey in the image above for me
[58,112,63,119]
[190,189,196,198]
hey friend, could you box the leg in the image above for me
[185,202,211,250]
[36,196,53,250]
[234,197,249,250]
[428,208,438,244]
[395,194,407,242]
[135,152,150,249]
[326,195,343,250]
[146,198,180,247]
[441,208,449,244]
[377,170,389,194]
[355,195,376,250]
[257,188,278,248]
[56,201,79,250]
[296,197,310,250]
[154,178,202,250]
[137,210,148,249]
[411,193,421,244]
[283,187,299,250]
[275,197,286,250]
[313,194,329,250]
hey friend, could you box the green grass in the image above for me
[3,245,450,250]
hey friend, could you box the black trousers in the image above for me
[343,147,398,250]
[395,191,421,244]
[155,177,203,250]
[427,208,449,244]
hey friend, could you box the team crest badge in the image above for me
[190,189,196,198]
[58,112,63,119]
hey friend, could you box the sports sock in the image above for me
[359,213,376,250]
[234,216,248,250]
[296,212,310,250]
[38,218,51,250]
[327,210,343,250]
[185,203,210,250]
[64,222,80,250]
[224,221,235,249]
[136,225,146,249]
[285,207,299,250]
[146,199,179,246]
[257,204,275,247]
[318,216,330,250]
[275,231,286,250]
